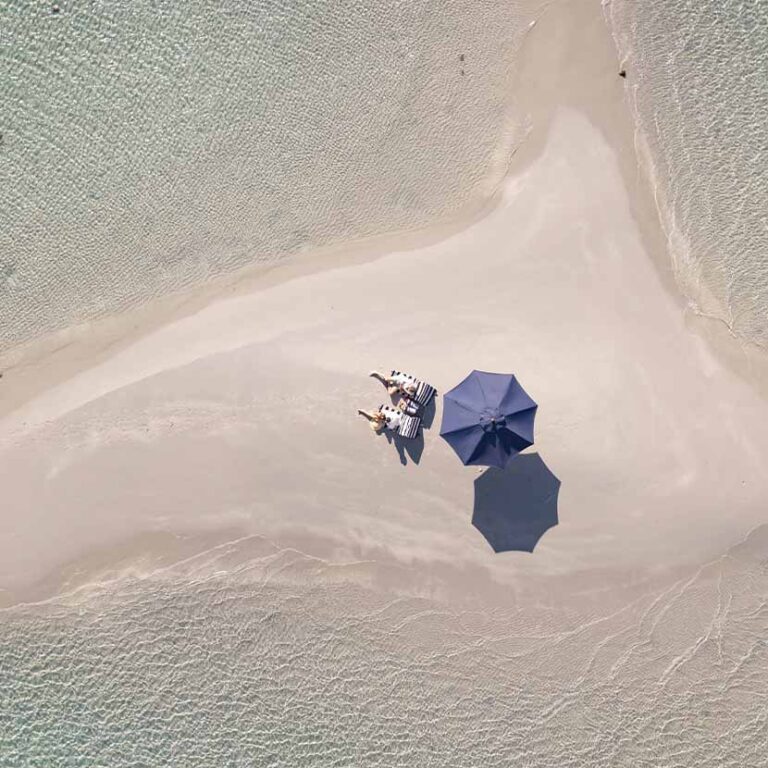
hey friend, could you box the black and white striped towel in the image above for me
[411,381,436,407]
[398,414,421,439]
[401,382,437,416]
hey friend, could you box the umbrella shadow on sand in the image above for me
[472,453,560,553]
[385,399,436,466]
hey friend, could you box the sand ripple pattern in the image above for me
[1,531,767,766]
[0,0,526,351]
[608,0,768,348]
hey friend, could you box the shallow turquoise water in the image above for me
[608,0,768,348]
[2,532,767,767]
[0,0,527,350]
[3,1,765,350]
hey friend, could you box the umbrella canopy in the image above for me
[472,453,560,553]
[440,370,537,468]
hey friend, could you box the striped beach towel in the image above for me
[398,414,421,440]
[411,381,436,407]
[402,381,437,416]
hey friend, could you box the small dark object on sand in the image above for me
[459,53,465,62]
[460,69,465,76]
[619,69,627,78]
[52,3,60,13]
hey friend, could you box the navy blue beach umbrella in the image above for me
[440,370,537,468]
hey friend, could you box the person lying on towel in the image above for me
[369,370,418,397]
[357,404,404,433]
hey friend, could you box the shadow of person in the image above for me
[472,453,560,553]
[386,431,424,466]
[420,397,437,430]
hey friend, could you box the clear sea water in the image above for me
[3,1,766,349]
[3,2,768,766]
[2,532,768,767]
[0,0,527,351]
[606,0,768,348]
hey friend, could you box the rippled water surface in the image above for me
[2,534,767,767]
[607,0,768,347]
[0,0,527,350]
[3,3,768,765]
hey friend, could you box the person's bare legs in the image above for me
[358,409,385,433]
[369,371,392,387]
[370,370,410,397]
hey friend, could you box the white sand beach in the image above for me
[4,3,768,763]
[1,0,766,616]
